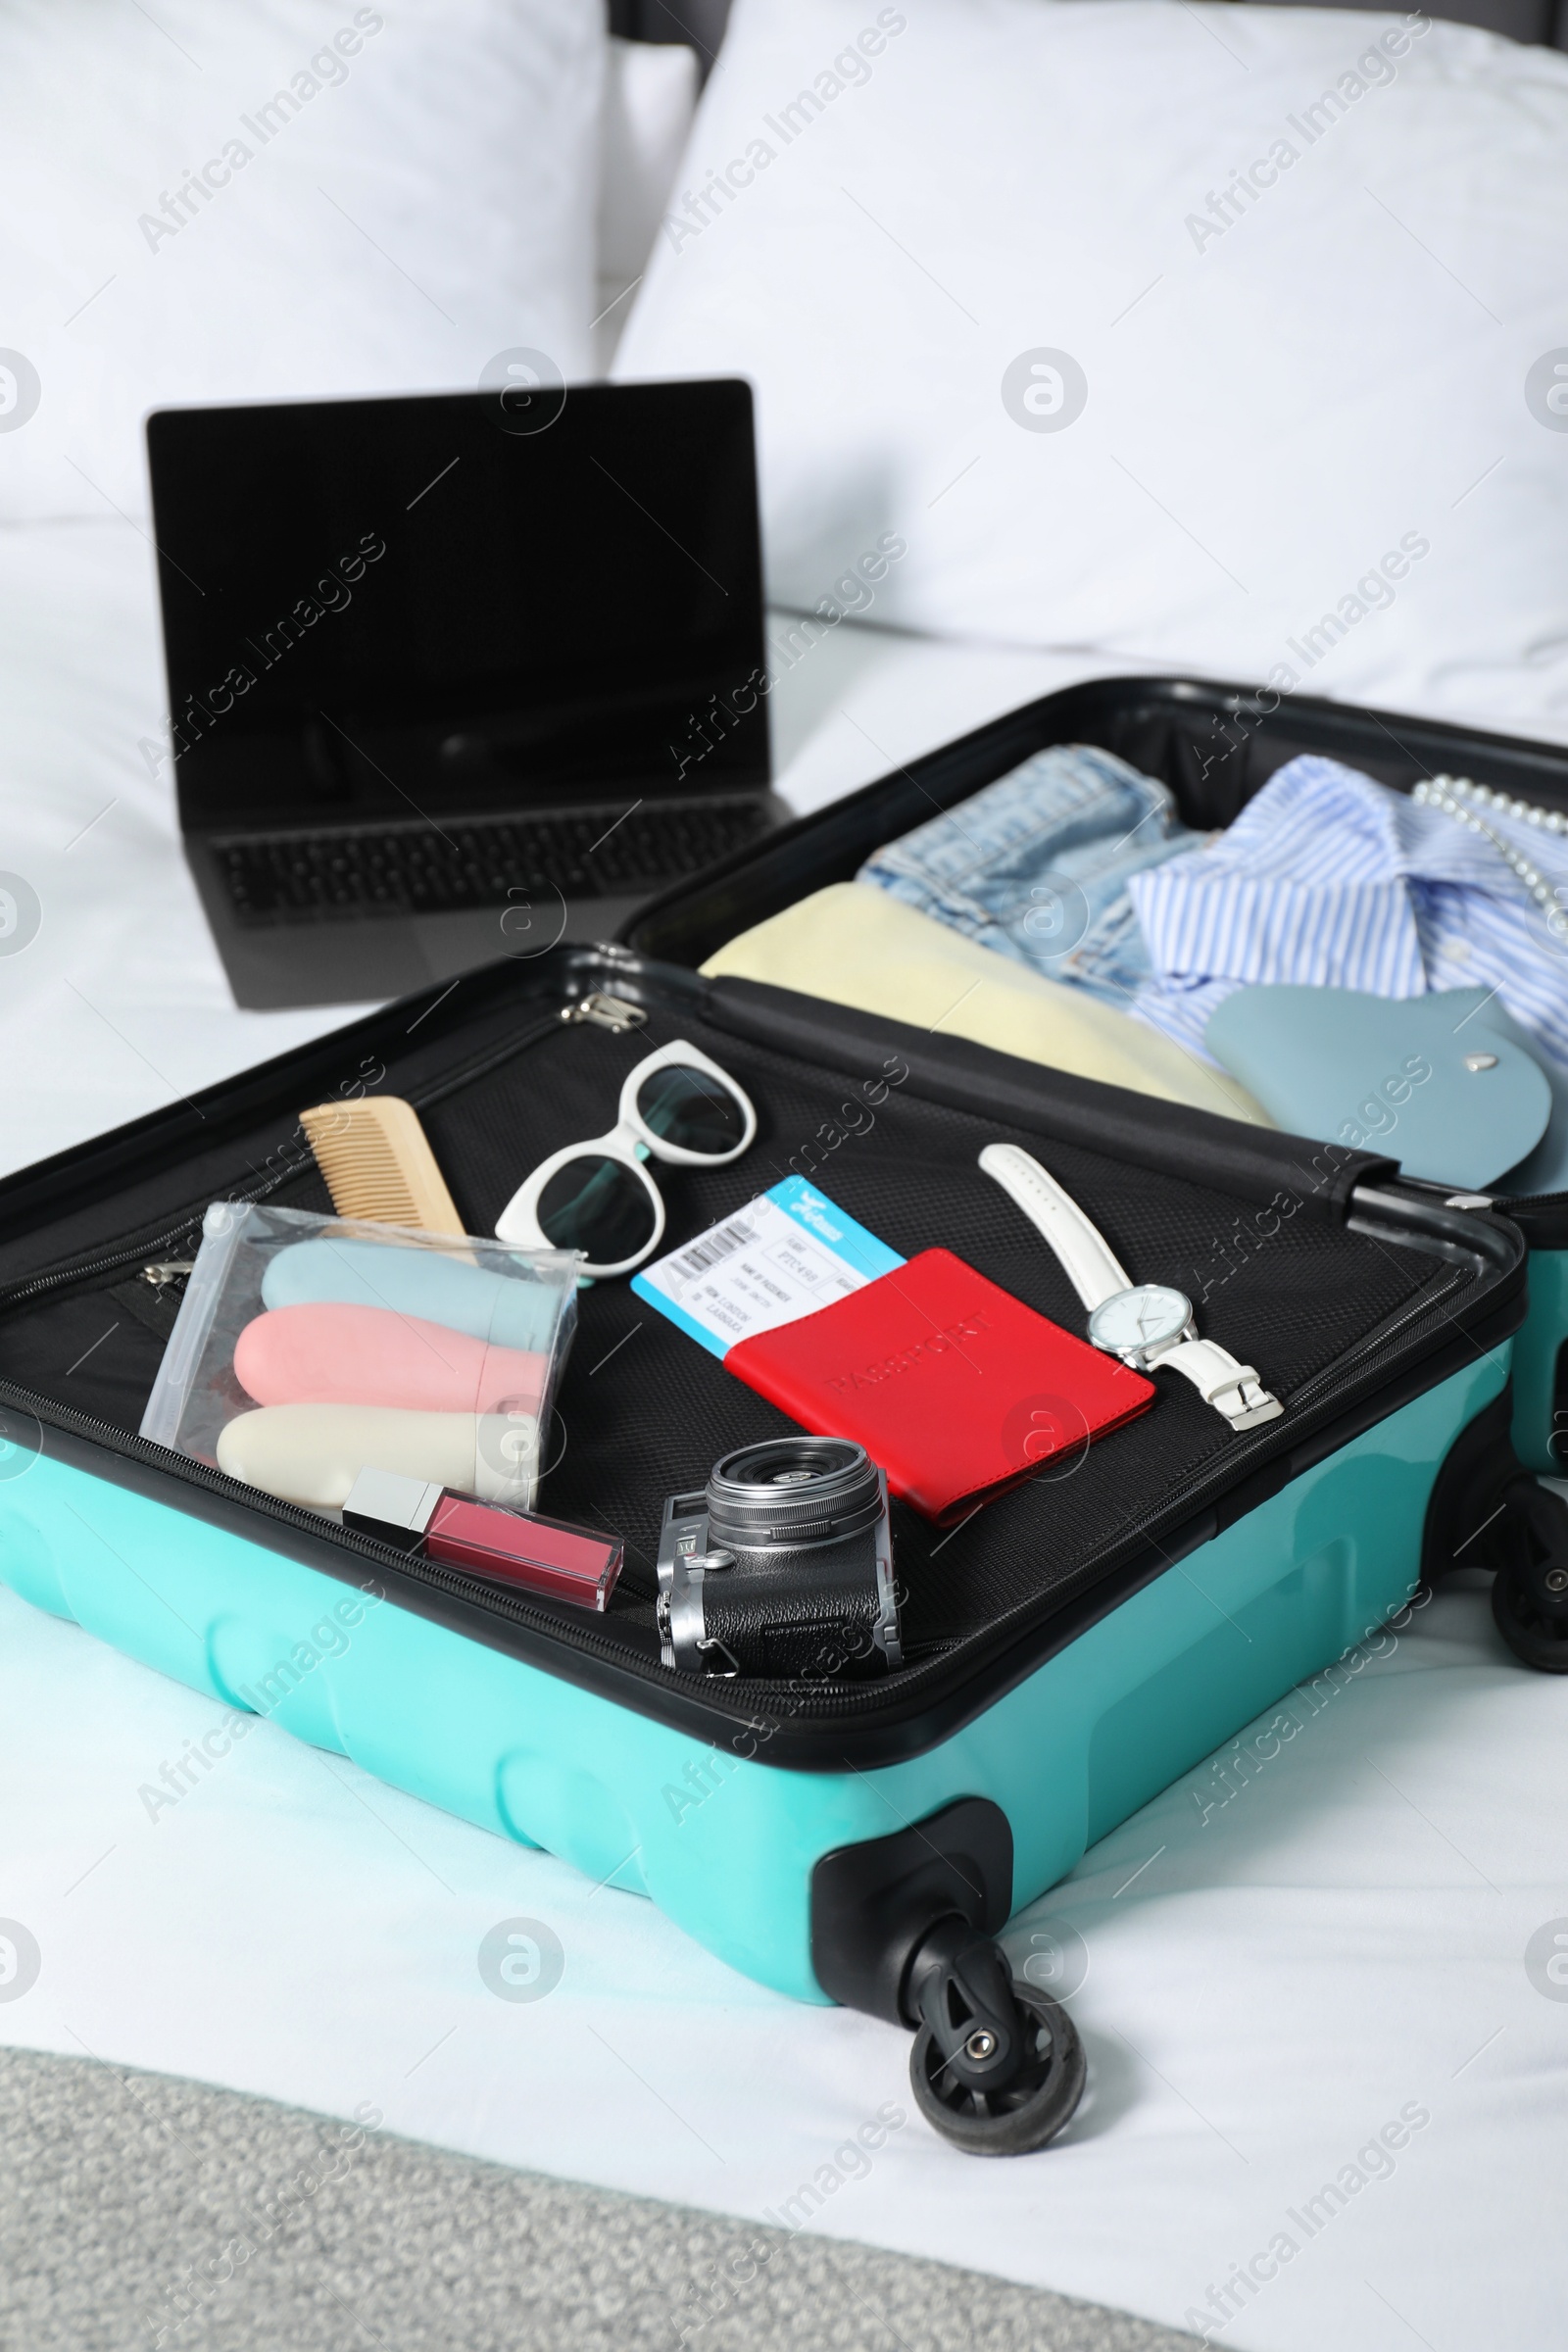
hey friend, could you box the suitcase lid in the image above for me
[624,674,1568,1245]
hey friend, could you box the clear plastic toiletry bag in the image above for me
[140,1202,580,1515]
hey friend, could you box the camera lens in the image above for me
[707,1437,884,1551]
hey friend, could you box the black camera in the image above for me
[656,1437,901,1680]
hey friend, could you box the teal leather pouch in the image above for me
[1480,1002,1568,1198]
[1203,986,1552,1190]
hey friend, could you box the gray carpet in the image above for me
[0,2046,1199,2352]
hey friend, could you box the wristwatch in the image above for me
[979,1144,1284,1432]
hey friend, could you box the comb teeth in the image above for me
[300,1099,466,1238]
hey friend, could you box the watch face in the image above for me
[1088,1284,1193,1357]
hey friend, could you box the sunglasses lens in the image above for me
[636,1064,748,1155]
[535,1154,658,1265]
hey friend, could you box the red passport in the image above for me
[725,1248,1155,1525]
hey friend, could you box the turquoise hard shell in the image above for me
[0,1356,1502,2001]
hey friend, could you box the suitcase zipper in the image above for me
[0,1164,306,1314]
[0,1009,566,1316]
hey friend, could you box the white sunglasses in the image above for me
[493,1040,757,1277]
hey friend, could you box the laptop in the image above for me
[146,379,783,1009]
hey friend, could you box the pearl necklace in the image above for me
[1409,772,1568,918]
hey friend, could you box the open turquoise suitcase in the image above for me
[0,920,1553,2150]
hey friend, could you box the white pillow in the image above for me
[615,0,1568,731]
[0,1,603,521]
[600,36,702,283]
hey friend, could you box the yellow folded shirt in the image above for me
[701,883,1272,1127]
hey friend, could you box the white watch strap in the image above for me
[978,1143,1130,1311]
[1151,1337,1284,1430]
[980,1143,1284,1432]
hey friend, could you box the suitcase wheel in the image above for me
[1489,1475,1568,1673]
[1428,1408,1568,1674]
[905,1918,1087,2156]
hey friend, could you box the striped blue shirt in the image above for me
[1128,757,1568,1072]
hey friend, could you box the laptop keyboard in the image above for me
[215,801,772,924]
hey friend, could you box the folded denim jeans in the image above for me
[857,743,1205,1008]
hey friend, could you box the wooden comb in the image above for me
[299,1098,466,1237]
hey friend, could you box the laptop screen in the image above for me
[146,379,769,834]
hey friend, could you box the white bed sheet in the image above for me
[3,518,1568,2352]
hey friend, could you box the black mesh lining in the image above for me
[424,1013,1446,1653]
[0,982,1465,1670]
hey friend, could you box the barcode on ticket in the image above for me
[670,1216,757,1282]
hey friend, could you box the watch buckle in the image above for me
[1206,1365,1285,1429]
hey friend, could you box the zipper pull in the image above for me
[141,1260,196,1289]
[561,991,647,1035]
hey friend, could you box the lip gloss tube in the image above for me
[342,1467,622,1611]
